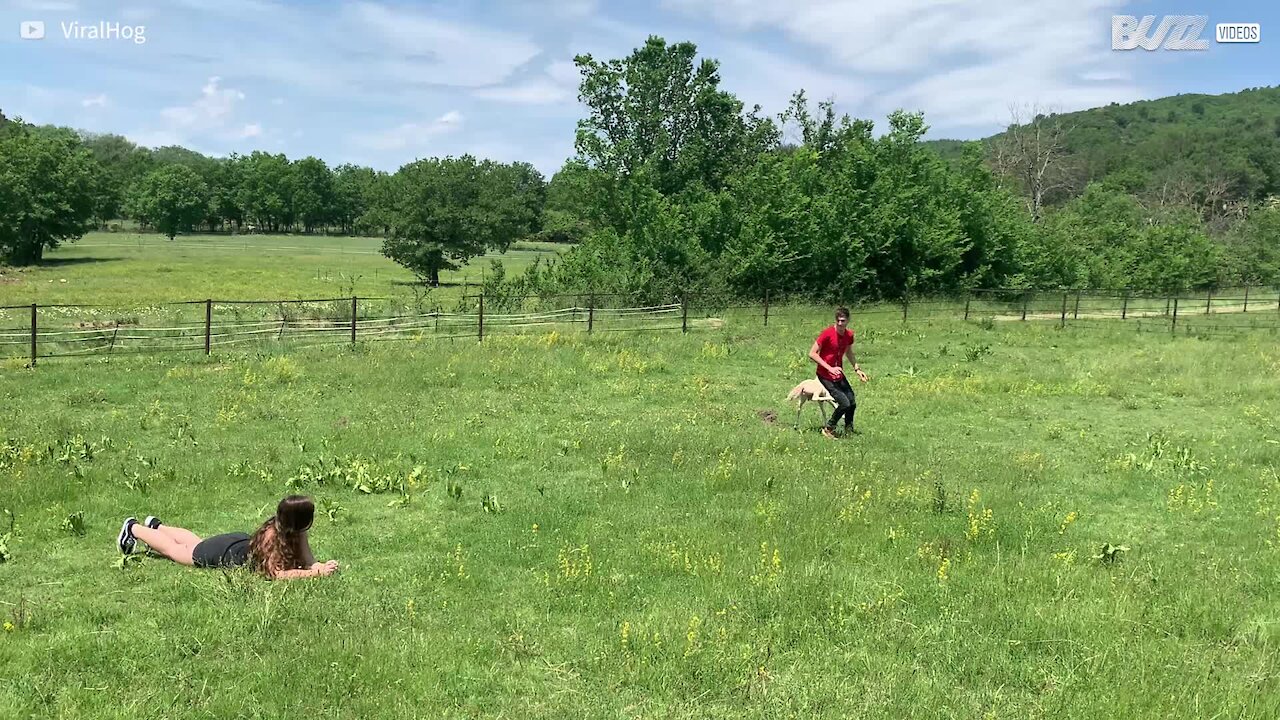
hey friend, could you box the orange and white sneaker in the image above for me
[821,427,837,440]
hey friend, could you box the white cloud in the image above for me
[124,77,265,152]
[539,0,597,19]
[661,0,1145,135]
[11,86,111,126]
[160,76,245,130]
[472,61,582,105]
[874,56,1145,130]
[1080,71,1131,82]
[354,110,464,151]
[546,60,581,87]
[662,0,1124,73]
[14,0,78,10]
[344,2,542,88]
[474,79,573,104]
[120,6,152,21]
[126,129,189,149]
[8,1,555,166]
[717,41,869,115]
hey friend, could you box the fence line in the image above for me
[5,285,1280,366]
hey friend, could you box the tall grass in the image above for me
[1,311,1279,718]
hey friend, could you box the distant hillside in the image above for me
[925,85,1280,213]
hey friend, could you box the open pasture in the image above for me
[0,232,563,308]
[2,306,1279,718]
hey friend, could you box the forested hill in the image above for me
[925,85,1280,211]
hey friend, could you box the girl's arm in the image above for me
[299,532,317,567]
[272,561,338,580]
[298,533,337,574]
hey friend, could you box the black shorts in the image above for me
[192,532,252,569]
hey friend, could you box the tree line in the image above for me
[486,38,1279,302]
[2,37,1278,299]
[0,110,576,281]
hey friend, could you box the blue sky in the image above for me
[2,0,1276,177]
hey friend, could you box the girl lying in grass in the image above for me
[116,495,339,579]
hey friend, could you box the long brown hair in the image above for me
[248,495,314,578]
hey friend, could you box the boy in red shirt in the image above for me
[808,306,868,439]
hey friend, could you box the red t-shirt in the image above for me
[815,326,854,381]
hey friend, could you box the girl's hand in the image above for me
[313,560,339,576]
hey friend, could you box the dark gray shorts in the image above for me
[191,532,251,568]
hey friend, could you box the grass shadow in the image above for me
[36,257,123,267]
[389,279,471,288]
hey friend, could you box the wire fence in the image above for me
[3,285,1279,365]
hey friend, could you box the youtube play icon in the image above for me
[20,20,45,40]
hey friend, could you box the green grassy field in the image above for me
[2,306,1279,718]
[0,232,564,307]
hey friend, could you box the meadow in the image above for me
[0,232,564,308]
[2,281,1279,718]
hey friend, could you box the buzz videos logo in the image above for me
[1112,15,1261,50]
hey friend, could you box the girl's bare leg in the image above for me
[156,525,202,546]
[132,525,197,566]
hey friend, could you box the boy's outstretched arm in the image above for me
[845,343,868,381]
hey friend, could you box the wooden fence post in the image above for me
[1021,292,1029,321]
[763,290,770,327]
[1060,293,1067,328]
[681,296,688,334]
[588,293,595,334]
[478,293,484,342]
[29,303,37,367]
[902,293,908,323]
[1206,287,1213,315]
[963,293,971,321]
[1243,284,1250,313]
[1122,290,1129,320]
[1073,290,1081,320]
[1172,297,1179,333]
[205,299,212,354]
[351,296,357,344]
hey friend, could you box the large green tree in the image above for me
[212,154,247,232]
[126,165,210,240]
[356,170,396,237]
[573,36,778,221]
[333,164,376,236]
[292,156,335,233]
[381,156,541,286]
[1219,205,1280,285]
[1030,182,1220,292]
[239,151,293,232]
[80,132,155,228]
[539,159,606,243]
[0,120,100,264]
